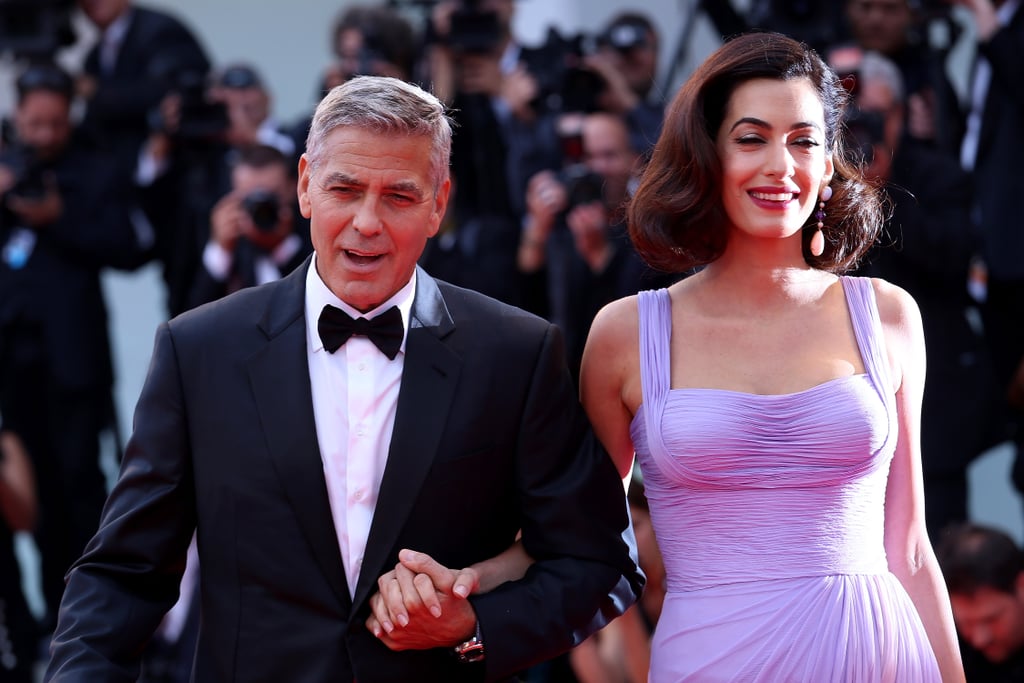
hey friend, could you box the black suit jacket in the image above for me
[45,261,639,683]
[82,5,210,175]
[971,4,1024,280]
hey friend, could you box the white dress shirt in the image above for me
[304,255,415,597]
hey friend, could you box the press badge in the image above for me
[2,228,36,269]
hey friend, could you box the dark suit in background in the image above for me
[80,4,210,177]
[0,131,148,630]
[963,3,1024,491]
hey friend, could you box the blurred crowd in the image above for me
[1,0,1023,681]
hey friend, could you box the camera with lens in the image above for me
[844,105,887,165]
[0,146,47,201]
[149,69,229,142]
[0,0,75,59]
[556,128,605,211]
[523,29,605,115]
[446,0,503,54]
[241,190,280,233]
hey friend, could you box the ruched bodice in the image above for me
[630,277,940,682]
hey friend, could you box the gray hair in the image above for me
[304,76,453,191]
[857,50,905,103]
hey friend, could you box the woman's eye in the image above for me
[792,138,821,148]
[735,135,764,145]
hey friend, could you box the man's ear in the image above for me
[297,154,312,219]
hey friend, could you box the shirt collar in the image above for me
[998,0,1020,26]
[305,254,416,355]
[103,8,133,46]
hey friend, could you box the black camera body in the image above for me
[445,0,503,54]
[0,0,75,59]
[149,69,229,142]
[241,190,280,233]
[560,165,605,212]
[523,29,605,115]
[0,146,47,201]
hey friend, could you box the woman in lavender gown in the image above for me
[579,32,964,682]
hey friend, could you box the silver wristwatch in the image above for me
[453,622,485,663]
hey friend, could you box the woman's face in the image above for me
[715,77,833,247]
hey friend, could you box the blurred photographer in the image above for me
[424,0,535,221]
[139,63,295,316]
[843,0,964,154]
[952,0,1024,506]
[577,13,664,154]
[518,112,675,380]
[831,47,992,537]
[0,62,148,635]
[77,0,211,178]
[185,144,309,310]
[287,4,418,162]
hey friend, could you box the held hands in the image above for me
[366,549,479,651]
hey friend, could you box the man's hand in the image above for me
[6,172,62,228]
[567,201,613,273]
[366,549,479,651]
[209,191,248,252]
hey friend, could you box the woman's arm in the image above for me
[579,296,642,479]
[876,280,965,683]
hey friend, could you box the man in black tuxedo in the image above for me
[45,76,640,683]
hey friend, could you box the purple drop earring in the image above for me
[811,185,832,257]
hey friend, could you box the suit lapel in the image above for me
[353,269,462,608]
[246,258,351,609]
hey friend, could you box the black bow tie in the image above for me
[318,304,404,360]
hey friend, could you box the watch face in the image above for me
[454,635,485,663]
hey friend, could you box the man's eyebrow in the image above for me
[384,180,425,197]
[728,117,823,134]
[320,171,361,186]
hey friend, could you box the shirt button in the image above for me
[358,362,367,372]
[353,489,365,502]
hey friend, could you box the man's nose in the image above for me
[352,195,383,235]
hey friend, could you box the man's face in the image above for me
[78,0,131,29]
[15,91,72,162]
[297,127,449,312]
[583,114,637,206]
[950,583,1024,663]
[600,30,658,98]
[845,0,912,55]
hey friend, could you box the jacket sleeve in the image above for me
[469,323,643,682]
[45,323,196,683]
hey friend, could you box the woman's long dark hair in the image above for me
[629,31,883,274]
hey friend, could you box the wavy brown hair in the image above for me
[628,32,883,274]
